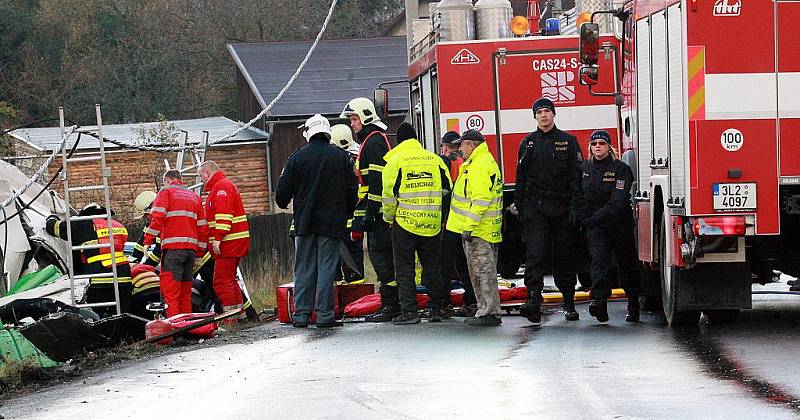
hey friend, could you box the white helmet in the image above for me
[340,97,387,130]
[134,191,157,219]
[330,124,355,149]
[300,114,331,141]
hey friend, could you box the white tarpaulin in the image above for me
[0,159,69,291]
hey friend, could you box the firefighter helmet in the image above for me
[133,190,157,219]
[340,97,387,130]
[300,114,331,141]
[79,203,112,217]
[330,124,355,149]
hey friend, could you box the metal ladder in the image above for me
[58,105,123,315]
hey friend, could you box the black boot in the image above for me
[562,296,579,321]
[519,299,541,323]
[366,305,401,322]
[626,293,640,322]
[589,298,609,322]
[367,285,400,322]
[466,315,502,327]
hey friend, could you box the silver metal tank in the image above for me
[436,0,475,41]
[475,0,513,40]
[575,0,613,33]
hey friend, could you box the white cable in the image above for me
[58,0,339,154]
[208,0,339,147]
[2,125,77,208]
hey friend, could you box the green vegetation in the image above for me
[0,0,403,127]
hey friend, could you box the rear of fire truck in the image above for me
[578,0,800,325]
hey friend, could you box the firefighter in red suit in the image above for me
[143,170,208,318]
[198,160,250,320]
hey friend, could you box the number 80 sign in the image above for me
[465,115,484,132]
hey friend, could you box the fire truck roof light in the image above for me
[511,15,530,36]
[576,12,592,29]
[693,216,747,237]
[545,18,560,35]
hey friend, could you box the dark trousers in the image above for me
[392,225,446,314]
[337,235,365,282]
[293,233,340,323]
[523,206,577,304]
[368,219,399,309]
[586,217,640,300]
[441,229,476,305]
[576,228,592,289]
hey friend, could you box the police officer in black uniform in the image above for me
[581,130,640,322]
[514,98,585,323]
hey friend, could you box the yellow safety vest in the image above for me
[381,139,451,237]
[445,142,503,243]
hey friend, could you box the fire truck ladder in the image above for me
[58,105,123,315]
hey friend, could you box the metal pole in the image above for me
[405,0,419,64]
[176,130,188,172]
[265,121,275,214]
[96,104,122,316]
[59,107,77,306]
[201,130,209,162]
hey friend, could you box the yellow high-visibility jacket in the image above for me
[381,139,451,237]
[446,142,503,243]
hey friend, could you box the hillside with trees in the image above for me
[0,0,403,129]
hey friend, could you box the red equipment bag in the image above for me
[276,283,341,324]
[499,286,528,302]
[343,293,381,318]
[343,293,432,318]
[167,312,217,338]
[450,289,464,307]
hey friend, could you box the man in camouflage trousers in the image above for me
[445,130,504,327]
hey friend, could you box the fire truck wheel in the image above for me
[703,309,740,324]
[659,212,701,327]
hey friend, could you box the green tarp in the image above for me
[0,329,57,368]
[7,265,63,296]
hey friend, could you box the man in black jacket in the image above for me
[340,97,399,322]
[513,98,586,323]
[276,114,358,328]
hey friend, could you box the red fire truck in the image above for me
[578,0,800,325]
[395,27,622,279]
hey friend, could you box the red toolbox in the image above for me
[337,283,374,312]
[276,282,342,324]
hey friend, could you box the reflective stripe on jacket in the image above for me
[86,218,128,268]
[46,217,132,284]
[381,139,451,237]
[445,142,503,243]
[144,181,208,254]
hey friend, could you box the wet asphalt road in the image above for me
[5,295,800,420]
